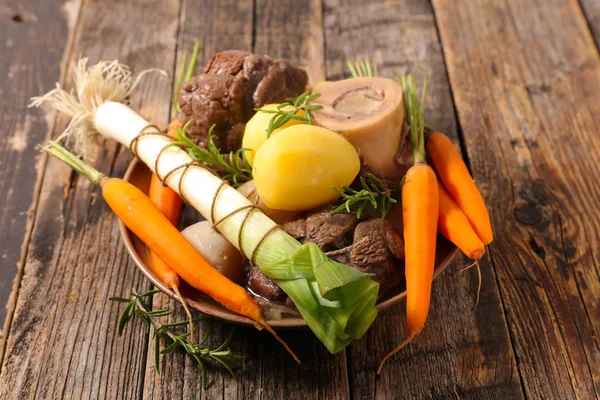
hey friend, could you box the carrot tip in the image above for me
[377,332,417,374]
[257,317,301,364]
[173,285,196,344]
[460,260,483,312]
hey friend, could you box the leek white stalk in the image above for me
[30,58,380,353]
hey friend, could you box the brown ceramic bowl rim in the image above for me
[119,159,459,329]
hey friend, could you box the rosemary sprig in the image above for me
[348,59,378,78]
[167,120,253,187]
[255,91,324,138]
[331,174,403,219]
[109,290,243,388]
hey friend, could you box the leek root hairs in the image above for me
[377,331,417,374]
[172,285,195,344]
[29,58,165,157]
[257,317,300,364]
[461,260,482,311]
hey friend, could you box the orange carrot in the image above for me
[379,72,439,373]
[438,181,485,310]
[147,120,191,331]
[427,132,493,245]
[437,182,485,260]
[378,163,439,373]
[44,141,300,363]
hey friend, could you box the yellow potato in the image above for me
[242,104,305,166]
[253,125,360,211]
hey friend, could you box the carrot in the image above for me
[44,141,300,364]
[437,182,485,260]
[147,120,191,337]
[379,73,439,373]
[148,39,193,335]
[378,163,439,373]
[437,181,485,309]
[427,132,493,245]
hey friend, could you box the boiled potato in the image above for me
[237,180,300,224]
[242,104,305,166]
[252,125,360,211]
[181,221,245,284]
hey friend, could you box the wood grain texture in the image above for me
[0,0,78,344]
[432,0,600,398]
[0,0,179,398]
[580,0,600,48]
[323,0,524,398]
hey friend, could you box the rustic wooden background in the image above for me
[1,0,599,398]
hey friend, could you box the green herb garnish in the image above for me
[171,41,201,119]
[332,174,402,219]
[394,70,428,163]
[168,120,253,187]
[110,290,242,388]
[348,59,378,78]
[255,91,324,138]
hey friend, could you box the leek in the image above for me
[30,59,380,353]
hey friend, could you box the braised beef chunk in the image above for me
[305,208,358,249]
[282,210,405,294]
[282,218,306,239]
[349,219,404,266]
[347,219,405,291]
[247,266,286,302]
[178,50,308,152]
[282,207,357,249]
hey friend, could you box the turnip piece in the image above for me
[181,221,245,284]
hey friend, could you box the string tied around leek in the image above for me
[29,58,380,353]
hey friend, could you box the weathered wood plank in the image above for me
[432,0,600,398]
[323,0,524,398]
[141,1,350,399]
[0,0,180,398]
[0,0,78,348]
[580,0,600,48]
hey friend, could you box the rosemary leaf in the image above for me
[176,121,253,187]
[331,174,400,219]
[255,91,324,138]
[109,291,242,386]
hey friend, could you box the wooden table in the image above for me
[1,0,599,398]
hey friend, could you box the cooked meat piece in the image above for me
[250,57,311,106]
[282,207,358,249]
[247,266,286,302]
[178,50,308,152]
[347,219,404,291]
[179,74,247,150]
[282,218,306,239]
[305,209,358,249]
[283,211,405,295]
[204,50,247,75]
[349,219,404,266]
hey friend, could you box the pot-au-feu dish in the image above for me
[31,45,492,382]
